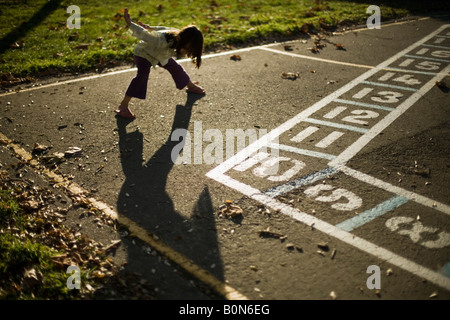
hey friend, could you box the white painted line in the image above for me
[258,47,375,69]
[304,118,368,133]
[399,58,415,67]
[324,106,347,119]
[353,87,374,99]
[416,48,430,55]
[336,195,409,232]
[361,81,418,92]
[333,99,395,112]
[0,47,259,97]
[315,131,345,148]
[291,126,320,143]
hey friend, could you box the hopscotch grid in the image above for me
[207,24,450,290]
[330,63,450,165]
[208,24,449,176]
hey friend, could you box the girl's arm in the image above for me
[137,22,174,32]
[124,9,158,44]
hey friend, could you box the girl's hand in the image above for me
[124,8,131,27]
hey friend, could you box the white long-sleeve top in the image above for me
[129,22,178,67]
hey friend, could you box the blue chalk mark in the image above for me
[439,262,450,279]
[336,195,409,232]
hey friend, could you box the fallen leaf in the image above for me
[218,201,243,218]
[75,43,89,50]
[64,147,82,157]
[230,54,241,61]
[281,72,299,80]
[335,43,346,50]
[436,81,447,88]
[33,143,50,154]
[10,41,25,49]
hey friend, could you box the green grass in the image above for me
[0,0,448,82]
[0,189,87,299]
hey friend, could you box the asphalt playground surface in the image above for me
[1,15,450,303]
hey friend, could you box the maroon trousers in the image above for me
[125,56,190,99]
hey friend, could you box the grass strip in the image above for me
[0,1,449,84]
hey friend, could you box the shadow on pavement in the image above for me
[0,0,64,55]
[114,93,225,286]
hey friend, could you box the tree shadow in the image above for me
[115,94,224,285]
[0,0,64,55]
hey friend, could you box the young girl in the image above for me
[115,8,205,119]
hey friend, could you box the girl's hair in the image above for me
[166,25,203,68]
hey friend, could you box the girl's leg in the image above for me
[116,56,152,119]
[162,58,205,94]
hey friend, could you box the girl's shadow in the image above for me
[115,94,224,281]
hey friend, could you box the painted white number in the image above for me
[431,50,450,59]
[378,72,422,86]
[416,61,441,70]
[342,110,380,125]
[385,216,450,249]
[234,152,305,182]
[393,74,421,86]
[304,184,362,211]
[253,157,305,182]
[324,107,379,126]
[371,91,403,104]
